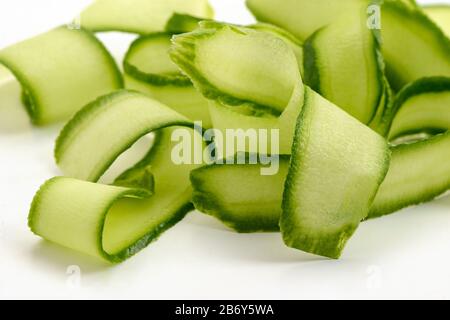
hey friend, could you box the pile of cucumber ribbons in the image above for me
[1,0,449,262]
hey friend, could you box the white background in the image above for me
[0,0,449,300]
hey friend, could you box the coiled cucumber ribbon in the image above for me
[29,91,205,262]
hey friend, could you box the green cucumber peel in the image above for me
[0,26,122,125]
[80,0,214,34]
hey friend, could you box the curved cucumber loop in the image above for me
[30,91,204,262]
[80,0,214,34]
[423,5,450,38]
[171,22,304,155]
[369,77,450,219]
[381,0,450,91]
[281,88,391,259]
[123,32,212,127]
[247,0,450,91]
[55,90,194,181]
[0,26,122,125]
[303,12,388,126]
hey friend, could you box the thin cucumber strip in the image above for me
[0,26,122,125]
[124,33,191,87]
[80,0,214,34]
[55,90,193,181]
[388,77,450,140]
[123,33,212,127]
[369,132,450,219]
[247,0,450,91]
[369,77,450,219]
[191,155,290,233]
[303,13,386,125]
[170,23,302,115]
[166,17,304,75]
[423,5,450,37]
[281,87,391,259]
[381,0,450,90]
[30,90,204,262]
[246,0,365,41]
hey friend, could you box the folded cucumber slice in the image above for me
[303,13,386,125]
[369,77,450,218]
[80,0,214,34]
[191,155,290,233]
[171,22,304,155]
[30,90,204,262]
[123,33,212,127]
[0,26,122,125]
[171,23,301,115]
[381,0,450,90]
[423,5,450,37]
[281,88,391,259]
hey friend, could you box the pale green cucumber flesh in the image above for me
[30,90,204,262]
[281,88,391,259]
[123,34,212,127]
[246,0,364,41]
[170,24,301,115]
[303,13,385,125]
[424,5,450,37]
[124,75,212,128]
[369,77,450,218]
[191,155,290,233]
[55,90,193,182]
[80,0,214,34]
[0,26,122,125]
[381,1,450,91]
[370,132,450,219]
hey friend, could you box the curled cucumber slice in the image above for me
[171,22,305,155]
[30,91,204,262]
[303,12,388,127]
[123,33,212,127]
[0,26,122,125]
[369,77,450,219]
